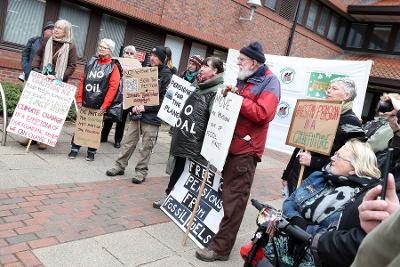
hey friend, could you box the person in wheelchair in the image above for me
[266,139,381,266]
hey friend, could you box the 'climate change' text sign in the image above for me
[7,71,76,146]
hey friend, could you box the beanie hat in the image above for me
[189,55,203,67]
[151,46,167,63]
[43,21,54,31]
[239,42,266,63]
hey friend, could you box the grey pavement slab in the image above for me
[34,239,124,267]
[32,199,283,267]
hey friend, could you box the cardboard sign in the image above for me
[161,159,224,249]
[157,75,196,126]
[6,71,76,146]
[74,108,103,149]
[115,57,142,71]
[123,67,159,109]
[201,91,243,171]
[286,99,342,155]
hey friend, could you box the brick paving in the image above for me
[0,150,289,267]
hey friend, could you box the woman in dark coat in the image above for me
[282,78,365,195]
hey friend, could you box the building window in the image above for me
[368,25,392,51]
[189,42,207,59]
[296,0,307,24]
[98,14,127,57]
[59,1,91,58]
[327,14,339,41]
[346,23,368,48]
[305,1,319,30]
[394,31,400,52]
[164,34,184,71]
[3,0,46,45]
[336,20,348,45]
[317,7,330,36]
[264,0,277,10]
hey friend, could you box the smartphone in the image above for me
[380,148,394,200]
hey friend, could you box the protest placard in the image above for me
[123,67,159,109]
[201,91,243,171]
[74,108,103,149]
[6,71,76,146]
[157,75,195,126]
[115,57,142,71]
[161,159,224,249]
[286,99,342,155]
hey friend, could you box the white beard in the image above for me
[237,68,256,81]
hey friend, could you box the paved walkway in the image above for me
[0,122,289,267]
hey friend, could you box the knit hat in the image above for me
[151,46,167,63]
[43,21,54,31]
[239,42,266,63]
[189,55,203,67]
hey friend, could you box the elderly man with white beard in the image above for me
[195,42,281,262]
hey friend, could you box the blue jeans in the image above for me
[70,136,97,154]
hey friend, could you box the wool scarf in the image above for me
[42,36,70,80]
[301,166,379,224]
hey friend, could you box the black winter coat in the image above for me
[283,109,365,194]
[140,64,172,126]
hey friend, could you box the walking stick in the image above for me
[182,161,210,246]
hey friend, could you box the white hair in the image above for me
[330,78,357,102]
[123,45,136,54]
[99,38,115,53]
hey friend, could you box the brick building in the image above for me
[0,0,399,119]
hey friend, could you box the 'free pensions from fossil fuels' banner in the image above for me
[7,71,76,146]
[224,49,372,154]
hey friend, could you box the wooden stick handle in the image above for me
[25,139,32,153]
[296,149,308,188]
[182,162,210,246]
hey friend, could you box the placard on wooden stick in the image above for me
[123,67,159,109]
[74,108,103,149]
[286,99,342,155]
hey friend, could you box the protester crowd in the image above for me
[15,18,400,267]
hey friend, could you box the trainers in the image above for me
[68,151,78,159]
[86,153,95,161]
[195,247,229,262]
[131,176,146,184]
[153,196,167,209]
[106,167,124,176]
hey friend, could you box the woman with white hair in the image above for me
[282,78,366,195]
[101,45,137,148]
[262,139,382,266]
[68,38,121,161]
[31,19,77,82]
[24,19,77,150]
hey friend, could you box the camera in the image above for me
[377,100,394,113]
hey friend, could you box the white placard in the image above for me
[201,91,243,171]
[7,71,76,146]
[157,75,196,126]
[161,159,224,249]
